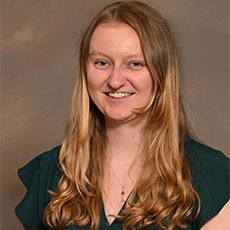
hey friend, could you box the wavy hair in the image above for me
[43,1,200,229]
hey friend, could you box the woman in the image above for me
[15,1,229,229]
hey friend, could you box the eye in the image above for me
[131,61,143,66]
[95,60,108,66]
[129,61,145,70]
[94,60,111,69]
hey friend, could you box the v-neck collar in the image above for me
[100,197,128,228]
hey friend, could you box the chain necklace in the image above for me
[106,145,141,203]
[109,166,127,203]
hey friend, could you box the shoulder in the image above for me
[185,138,229,229]
[16,145,62,230]
[185,138,229,176]
[185,138,227,159]
[185,137,229,190]
[19,145,61,169]
[18,145,61,188]
[31,145,61,164]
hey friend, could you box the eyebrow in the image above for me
[89,51,144,60]
[89,51,111,60]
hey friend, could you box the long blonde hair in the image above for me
[43,1,200,229]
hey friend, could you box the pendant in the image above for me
[121,186,125,203]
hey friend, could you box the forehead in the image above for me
[89,22,143,56]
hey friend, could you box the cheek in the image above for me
[87,67,108,92]
[87,78,99,107]
[87,79,98,103]
[135,73,153,95]
[144,72,153,92]
[86,70,106,103]
[86,67,98,93]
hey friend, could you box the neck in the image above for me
[105,115,148,159]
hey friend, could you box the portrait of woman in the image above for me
[8,1,229,229]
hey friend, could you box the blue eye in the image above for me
[95,60,108,66]
[129,61,145,70]
[131,62,143,67]
[93,60,111,69]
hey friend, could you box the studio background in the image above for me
[1,0,229,229]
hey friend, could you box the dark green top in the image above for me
[15,139,229,230]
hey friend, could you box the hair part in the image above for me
[43,1,200,229]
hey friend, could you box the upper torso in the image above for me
[15,138,229,229]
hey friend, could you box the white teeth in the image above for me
[108,92,132,98]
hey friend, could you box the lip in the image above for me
[104,92,135,101]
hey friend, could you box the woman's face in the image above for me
[87,22,153,123]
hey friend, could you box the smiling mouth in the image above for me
[106,92,134,98]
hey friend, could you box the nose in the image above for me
[107,65,126,89]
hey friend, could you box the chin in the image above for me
[104,112,135,123]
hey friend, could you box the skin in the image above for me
[86,21,229,227]
[87,22,153,125]
[201,200,230,229]
[87,22,152,224]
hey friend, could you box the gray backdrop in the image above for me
[1,0,229,229]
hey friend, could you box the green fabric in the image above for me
[15,139,229,230]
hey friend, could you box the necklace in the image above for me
[106,145,141,203]
[109,166,126,203]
